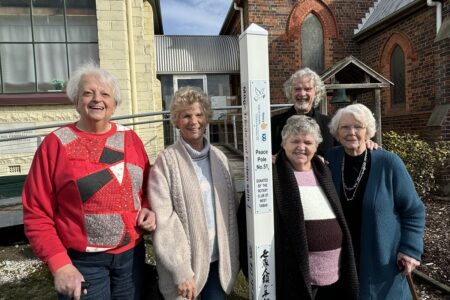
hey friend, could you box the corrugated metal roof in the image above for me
[354,0,417,35]
[155,35,240,74]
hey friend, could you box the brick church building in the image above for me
[221,0,449,191]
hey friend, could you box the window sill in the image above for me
[0,93,72,105]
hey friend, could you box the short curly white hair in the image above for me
[66,61,121,105]
[328,103,376,140]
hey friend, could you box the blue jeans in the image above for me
[58,241,145,300]
[199,261,226,300]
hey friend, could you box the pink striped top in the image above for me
[294,170,343,286]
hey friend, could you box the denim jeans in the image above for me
[58,241,145,300]
[199,261,226,300]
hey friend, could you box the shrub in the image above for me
[382,131,450,198]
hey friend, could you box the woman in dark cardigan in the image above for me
[239,115,358,299]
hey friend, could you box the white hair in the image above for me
[66,61,121,105]
[283,67,326,107]
[329,103,376,140]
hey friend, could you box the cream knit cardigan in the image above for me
[149,139,240,299]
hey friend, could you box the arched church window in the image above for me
[390,45,406,105]
[301,13,324,73]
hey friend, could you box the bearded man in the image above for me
[271,68,336,156]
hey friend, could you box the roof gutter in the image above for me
[427,0,442,33]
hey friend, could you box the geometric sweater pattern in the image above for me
[23,123,150,272]
[53,124,142,250]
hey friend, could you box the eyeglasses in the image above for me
[339,125,366,133]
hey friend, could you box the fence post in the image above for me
[232,115,238,150]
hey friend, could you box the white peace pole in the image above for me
[240,24,276,299]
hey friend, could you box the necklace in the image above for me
[341,150,367,201]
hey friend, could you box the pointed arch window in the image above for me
[301,13,324,73]
[390,45,405,105]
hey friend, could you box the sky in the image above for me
[160,0,233,35]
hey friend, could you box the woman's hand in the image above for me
[177,276,198,300]
[53,264,86,300]
[365,139,380,150]
[137,208,157,232]
[272,154,277,164]
[397,252,420,276]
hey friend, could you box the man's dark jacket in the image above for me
[271,106,336,156]
[238,152,359,299]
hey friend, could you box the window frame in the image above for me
[0,0,98,103]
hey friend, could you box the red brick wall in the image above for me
[357,2,449,141]
[224,0,374,104]
[247,0,297,103]
[224,1,448,135]
[223,0,450,194]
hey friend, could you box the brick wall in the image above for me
[227,0,373,104]
[224,0,450,194]
[96,0,164,162]
[357,2,449,141]
[96,0,131,116]
[225,0,448,137]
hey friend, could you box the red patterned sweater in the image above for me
[22,123,150,273]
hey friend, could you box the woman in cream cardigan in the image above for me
[149,86,239,300]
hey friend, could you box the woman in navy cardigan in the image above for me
[325,103,425,300]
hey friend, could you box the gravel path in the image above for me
[415,199,450,299]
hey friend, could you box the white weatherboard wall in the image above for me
[240,24,276,300]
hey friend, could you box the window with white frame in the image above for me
[0,0,99,94]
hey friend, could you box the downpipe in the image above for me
[234,1,244,34]
[427,0,442,33]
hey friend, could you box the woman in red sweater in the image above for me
[22,62,156,300]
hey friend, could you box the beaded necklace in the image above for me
[341,150,367,201]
